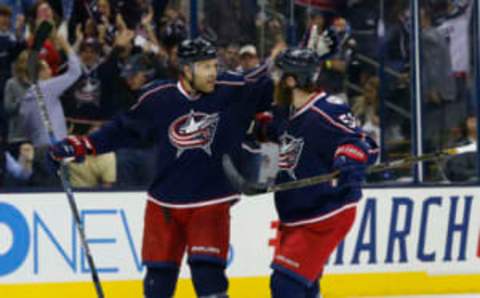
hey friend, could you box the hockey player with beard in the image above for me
[260,48,379,297]
[46,37,274,298]
[45,27,338,296]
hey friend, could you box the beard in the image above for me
[274,77,294,108]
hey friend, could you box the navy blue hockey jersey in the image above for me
[89,66,273,207]
[273,92,378,224]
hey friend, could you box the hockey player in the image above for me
[264,48,378,297]
[46,37,273,298]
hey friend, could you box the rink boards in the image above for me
[0,187,479,297]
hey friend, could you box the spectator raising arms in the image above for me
[3,51,30,150]
[20,34,81,147]
[28,1,64,75]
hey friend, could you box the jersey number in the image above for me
[338,113,358,129]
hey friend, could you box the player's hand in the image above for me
[333,143,368,191]
[307,25,337,59]
[252,112,273,142]
[46,136,95,172]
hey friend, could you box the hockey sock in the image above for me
[270,270,314,298]
[189,261,228,297]
[143,266,179,298]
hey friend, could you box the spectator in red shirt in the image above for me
[28,1,63,75]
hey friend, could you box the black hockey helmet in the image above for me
[177,37,217,65]
[275,48,322,89]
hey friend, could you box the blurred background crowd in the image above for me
[0,0,478,190]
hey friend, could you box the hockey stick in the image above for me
[222,148,459,196]
[28,22,105,298]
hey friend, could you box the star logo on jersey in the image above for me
[169,110,220,157]
[278,132,304,179]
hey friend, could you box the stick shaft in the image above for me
[31,82,105,298]
[268,150,455,193]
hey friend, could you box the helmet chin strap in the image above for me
[184,62,200,97]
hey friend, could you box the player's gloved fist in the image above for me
[307,25,338,59]
[46,136,96,173]
[253,112,273,142]
[333,143,368,191]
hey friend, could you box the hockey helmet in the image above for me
[177,37,217,65]
[274,48,322,89]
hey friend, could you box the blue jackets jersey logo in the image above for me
[279,132,304,179]
[168,110,220,157]
[74,78,101,106]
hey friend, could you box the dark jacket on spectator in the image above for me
[0,30,26,141]
[0,31,25,79]
[204,0,258,46]
[61,51,122,135]
[3,77,30,143]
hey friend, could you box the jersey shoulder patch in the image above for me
[314,94,350,113]
[313,95,360,131]
[325,95,347,105]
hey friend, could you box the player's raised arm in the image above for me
[240,26,338,120]
[47,83,165,167]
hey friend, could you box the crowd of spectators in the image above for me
[0,0,477,189]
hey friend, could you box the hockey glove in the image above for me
[252,107,290,143]
[333,143,368,192]
[46,136,96,173]
[306,25,338,59]
[252,112,273,142]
